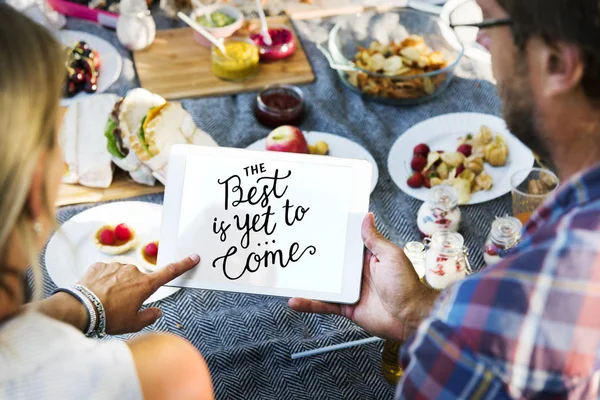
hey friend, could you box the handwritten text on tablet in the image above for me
[212,163,317,280]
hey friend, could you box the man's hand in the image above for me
[289,214,438,341]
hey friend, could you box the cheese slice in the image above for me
[142,103,219,179]
[59,94,118,188]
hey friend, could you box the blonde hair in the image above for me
[0,5,65,298]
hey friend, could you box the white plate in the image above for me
[45,202,180,304]
[247,131,379,193]
[388,113,534,205]
[59,30,123,107]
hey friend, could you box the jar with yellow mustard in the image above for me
[211,37,259,81]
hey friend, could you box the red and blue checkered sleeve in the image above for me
[395,317,511,400]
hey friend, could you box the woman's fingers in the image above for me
[147,254,200,292]
[288,298,342,315]
[133,307,164,331]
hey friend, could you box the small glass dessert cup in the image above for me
[211,37,259,81]
[255,84,304,128]
[483,216,522,266]
[250,25,296,62]
[423,231,470,290]
[417,185,461,237]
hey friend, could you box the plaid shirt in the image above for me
[396,164,600,399]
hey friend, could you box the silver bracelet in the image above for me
[52,287,97,336]
[72,284,107,338]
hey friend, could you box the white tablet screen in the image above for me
[175,154,352,294]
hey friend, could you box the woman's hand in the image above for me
[289,214,438,341]
[76,254,200,335]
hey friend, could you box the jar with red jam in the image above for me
[423,231,470,290]
[483,216,522,266]
[255,84,304,128]
[250,25,296,62]
[417,185,461,238]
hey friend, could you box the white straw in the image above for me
[254,0,272,46]
[177,12,229,56]
[291,337,383,360]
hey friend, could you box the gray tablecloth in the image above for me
[41,9,508,400]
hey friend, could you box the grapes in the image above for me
[63,41,100,98]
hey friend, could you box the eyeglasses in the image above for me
[450,18,513,30]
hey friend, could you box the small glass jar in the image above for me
[417,185,461,237]
[255,84,304,128]
[211,37,259,81]
[250,25,296,62]
[483,216,522,266]
[424,231,469,290]
[116,0,156,51]
[404,241,426,279]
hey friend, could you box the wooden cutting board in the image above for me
[57,169,164,207]
[133,16,315,100]
[284,0,405,20]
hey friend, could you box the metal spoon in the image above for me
[254,0,272,46]
[177,12,230,58]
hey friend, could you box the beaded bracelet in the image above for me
[72,284,107,338]
[52,287,97,336]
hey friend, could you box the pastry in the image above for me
[138,241,159,271]
[94,223,137,255]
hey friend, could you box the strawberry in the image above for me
[456,164,466,176]
[145,242,159,258]
[413,143,430,157]
[115,223,133,241]
[457,144,472,157]
[410,155,427,172]
[99,228,115,246]
[407,172,424,188]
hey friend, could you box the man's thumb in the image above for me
[361,213,396,257]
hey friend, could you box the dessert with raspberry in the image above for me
[94,223,137,255]
[138,241,159,271]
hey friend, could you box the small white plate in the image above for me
[45,201,180,304]
[388,112,534,205]
[247,131,379,193]
[59,30,123,107]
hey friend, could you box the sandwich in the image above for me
[105,88,218,184]
[123,100,218,183]
[61,94,118,188]
[104,89,161,186]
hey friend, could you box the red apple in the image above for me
[265,126,309,154]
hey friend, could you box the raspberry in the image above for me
[99,228,115,246]
[115,223,132,241]
[411,155,427,172]
[407,172,424,188]
[145,242,158,258]
[413,143,430,157]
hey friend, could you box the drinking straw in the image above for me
[291,337,383,360]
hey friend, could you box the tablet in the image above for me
[157,145,372,304]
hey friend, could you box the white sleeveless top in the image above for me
[0,311,143,399]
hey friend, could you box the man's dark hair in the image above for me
[498,0,600,99]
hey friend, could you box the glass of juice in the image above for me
[511,168,559,225]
